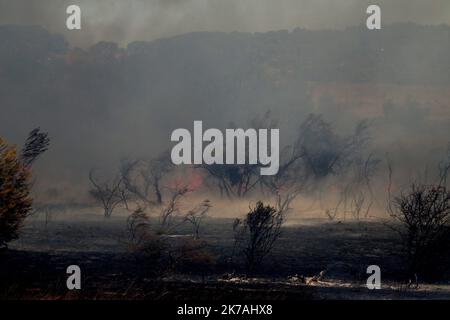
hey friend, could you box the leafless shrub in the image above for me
[199,112,274,199]
[350,191,370,220]
[294,115,370,181]
[157,186,189,233]
[349,155,377,220]
[199,164,260,198]
[325,208,338,221]
[302,119,376,221]
[126,208,150,249]
[334,182,373,221]
[88,169,124,217]
[198,113,373,217]
[125,208,168,277]
[233,201,284,273]
[20,128,50,167]
[264,114,373,221]
[126,208,215,278]
[126,208,166,257]
[184,199,212,239]
[120,152,173,208]
[33,204,56,227]
[390,183,450,280]
[439,144,450,187]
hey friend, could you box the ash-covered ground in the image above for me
[2,211,449,300]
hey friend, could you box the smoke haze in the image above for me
[1,0,450,47]
[0,1,449,214]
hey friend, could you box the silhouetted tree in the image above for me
[121,151,173,208]
[184,199,211,239]
[158,186,189,232]
[89,169,124,217]
[390,184,450,280]
[200,164,260,198]
[199,113,276,199]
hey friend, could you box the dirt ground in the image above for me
[1,212,450,300]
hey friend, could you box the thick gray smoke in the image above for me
[1,0,450,47]
[0,0,449,211]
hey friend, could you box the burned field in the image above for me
[2,214,449,300]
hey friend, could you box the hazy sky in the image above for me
[1,0,450,47]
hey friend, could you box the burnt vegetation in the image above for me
[3,113,450,299]
[390,184,450,281]
[233,201,284,273]
[2,23,450,299]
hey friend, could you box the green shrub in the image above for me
[0,129,49,248]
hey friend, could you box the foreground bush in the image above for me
[170,238,216,278]
[0,129,49,248]
[126,208,216,277]
[233,201,284,273]
[126,208,167,258]
[391,184,450,281]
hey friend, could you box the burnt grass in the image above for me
[0,215,446,300]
